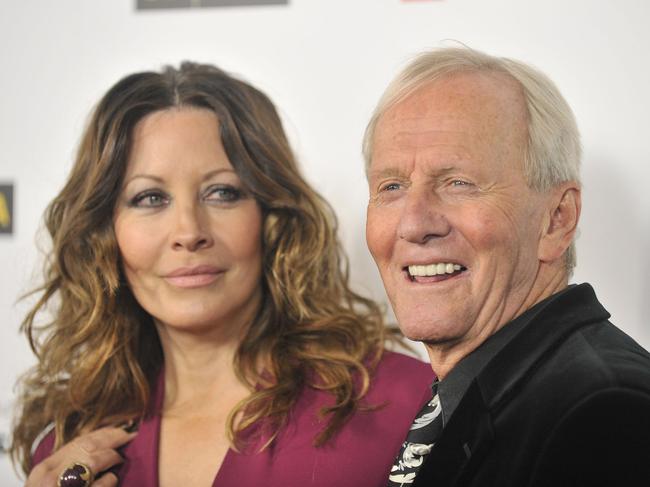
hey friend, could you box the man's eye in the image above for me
[450,180,473,188]
[380,182,401,192]
[205,185,244,202]
[129,191,168,208]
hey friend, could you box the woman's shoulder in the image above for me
[256,351,433,486]
[373,350,434,384]
[366,350,434,405]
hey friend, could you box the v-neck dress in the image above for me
[32,351,433,486]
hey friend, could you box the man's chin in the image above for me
[398,322,467,348]
[396,316,446,339]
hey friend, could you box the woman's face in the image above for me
[114,108,263,335]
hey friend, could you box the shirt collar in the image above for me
[436,285,576,426]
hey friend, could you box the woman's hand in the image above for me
[25,426,136,487]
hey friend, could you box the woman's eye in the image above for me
[129,191,168,208]
[205,185,244,203]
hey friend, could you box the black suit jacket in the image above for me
[413,283,650,487]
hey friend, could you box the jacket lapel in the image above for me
[117,370,164,485]
[413,383,494,486]
[412,284,610,486]
[477,283,609,411]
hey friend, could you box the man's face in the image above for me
[366,72,551,355]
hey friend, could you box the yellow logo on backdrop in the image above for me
[0,192,9,228]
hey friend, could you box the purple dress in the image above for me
[33,351,433,486]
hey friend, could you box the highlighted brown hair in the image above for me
[11,62,388,474]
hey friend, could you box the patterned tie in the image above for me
[388,381,443,486]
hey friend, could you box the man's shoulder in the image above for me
[571,318,650,372]
[493,283,650,396]
[533,317,650,393]
[478,289,650,437]
[440,315,650,486]
[529,381,650,485]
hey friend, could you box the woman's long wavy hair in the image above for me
[11,62,389,474]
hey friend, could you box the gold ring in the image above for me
[57,462,94,487]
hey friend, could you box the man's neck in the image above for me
[426,271,569,380]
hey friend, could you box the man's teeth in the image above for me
[408,263,463,277]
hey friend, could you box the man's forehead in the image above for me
[370,113,491,172]
[378,71,527,132]
[374,120,475,149]
[371,73,527,169]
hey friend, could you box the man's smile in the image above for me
[404,263,467,283]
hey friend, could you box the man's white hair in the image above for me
[362,46,581,274]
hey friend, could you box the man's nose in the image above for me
[170,202,213,252]
[396,187,451,244]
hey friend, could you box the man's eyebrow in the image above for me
[427,166,459,178]
[368,167,407,180]
[368,165,460,181]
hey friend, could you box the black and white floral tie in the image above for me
[388,382,443,486]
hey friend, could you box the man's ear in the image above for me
[538,182,581,263]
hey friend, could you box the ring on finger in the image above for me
[57,462,94,487]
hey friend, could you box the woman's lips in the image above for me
[164,266,224,288]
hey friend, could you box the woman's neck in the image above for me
[156,323,249,416]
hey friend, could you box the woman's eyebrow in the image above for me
[202,168,237,181]
[123,174,165,186]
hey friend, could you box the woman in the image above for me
[10,62,432,486]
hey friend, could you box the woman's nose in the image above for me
[170,202,214,252]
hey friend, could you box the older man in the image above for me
[364,47,650,486]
